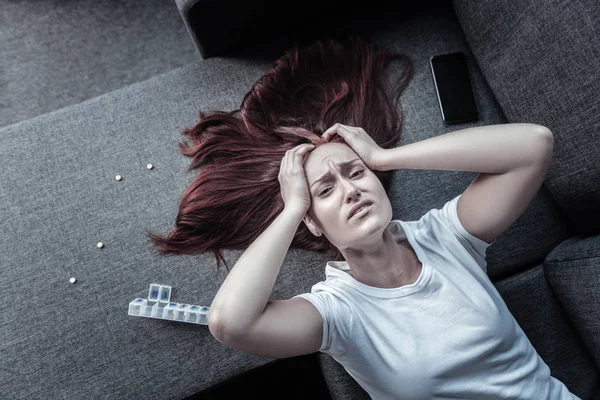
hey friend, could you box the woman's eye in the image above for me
[351,170,363,179]
[318,170,363,196]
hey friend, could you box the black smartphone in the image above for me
[429,52,479,124]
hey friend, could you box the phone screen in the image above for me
[429,52,479,124]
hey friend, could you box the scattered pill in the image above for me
[116,175,122,181]
[147,164,153,170]
[70,277,77,284]
[97,242,104,248]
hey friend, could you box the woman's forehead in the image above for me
[306,143,356,168]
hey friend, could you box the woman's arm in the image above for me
[378,123,552,173]
[208,207,306,336]
[378,122,554,245]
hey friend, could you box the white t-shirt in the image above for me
[293,194,580,400]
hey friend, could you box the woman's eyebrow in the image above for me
[310,158,361,188]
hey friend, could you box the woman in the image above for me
[147,36,579,399]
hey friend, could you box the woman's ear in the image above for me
[303,213,322,237]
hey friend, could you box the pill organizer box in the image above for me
[128,283,210,325]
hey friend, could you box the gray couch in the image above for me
[1,0,599,398]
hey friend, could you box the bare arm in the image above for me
[378,123,551,173]
[378,123,554,244]
[208,206,306,336]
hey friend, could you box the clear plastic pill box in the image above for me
[128,283,210,325]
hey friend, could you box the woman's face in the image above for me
[302,142,393,249]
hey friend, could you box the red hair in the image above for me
[146,35,414,272]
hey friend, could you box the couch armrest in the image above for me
[174,0,270,59]
[173,0,371,59]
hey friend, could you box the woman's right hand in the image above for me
[278,143,316,214]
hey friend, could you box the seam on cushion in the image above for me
[544,256,600,263]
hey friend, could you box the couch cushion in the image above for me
[0,57,282,399]
[544,234,600,371]
[452,0,600,236]
[494,264,599,398]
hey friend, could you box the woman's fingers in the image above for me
[281,144,313,174]
[295,143,315,155]
[322,123,338,141]
[322,123,358,141]
[292,143,315,162]
[322,123,341,141]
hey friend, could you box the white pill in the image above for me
[70,277,77,284]
[147,164,153,170]
[116,175,122,181]
[97,242,104,248]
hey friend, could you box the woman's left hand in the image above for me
[321,123,386,171]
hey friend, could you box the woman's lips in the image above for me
[350,203,372,219]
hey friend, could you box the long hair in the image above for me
[146,34,414,273]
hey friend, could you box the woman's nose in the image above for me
[345,185,361,202]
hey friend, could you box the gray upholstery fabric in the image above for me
[1,1,598,399]
[452,0,600,236]
[545,235,600,371]
[495,264,600,398]
[0,57,279,399]
[0,0,198,129]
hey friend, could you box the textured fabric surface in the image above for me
[0,1,594,399]
[0,57,276,399]
[545,235,600,372]
[494,264,600,399]
[0,0,199,129]
[452,0,600,236]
